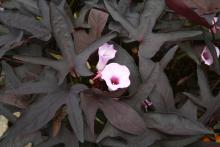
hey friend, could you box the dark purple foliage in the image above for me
[0,0,218,147]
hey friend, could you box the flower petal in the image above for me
[201,47,213,65]
[96,43,117,71]
[101,63,130,91]
[215,46,220,58]
[201,45,220,66]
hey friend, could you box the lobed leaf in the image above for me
[66,84,87,142]
[81,89,146,135]
[73,8,109,52]
[144,113,212,135]
[9,89,66,139]
[165,0,211,28]
[0,11,50,41]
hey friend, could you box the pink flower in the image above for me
[101,63,130,91]
[201,45,220,66]
[211,17,220,33]
[143,99,153,111]
[200,17,220,66]
[96,43,117,71]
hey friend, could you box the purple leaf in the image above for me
[73,8,109,53]
[81,89,146,135]
[66,84,87,142]
[165,0,211,28]
[0,11,50,41]
[50,2,75,67]
[144,113,212,135]
[9,89,66,138]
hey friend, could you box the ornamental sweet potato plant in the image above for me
[0,0,220,147]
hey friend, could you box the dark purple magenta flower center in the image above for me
[203,51,210,60]
[110,76,119,85]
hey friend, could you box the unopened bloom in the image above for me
[201,46,220,66]
[143,99,153,110]
[96,43,117,71]
[101,63,130,91]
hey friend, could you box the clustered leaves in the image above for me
[0,0,219,147]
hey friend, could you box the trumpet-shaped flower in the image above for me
[101,63,130,91]
[200,17,220,66]
[201,46,220,66]
[96,43,117,71]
